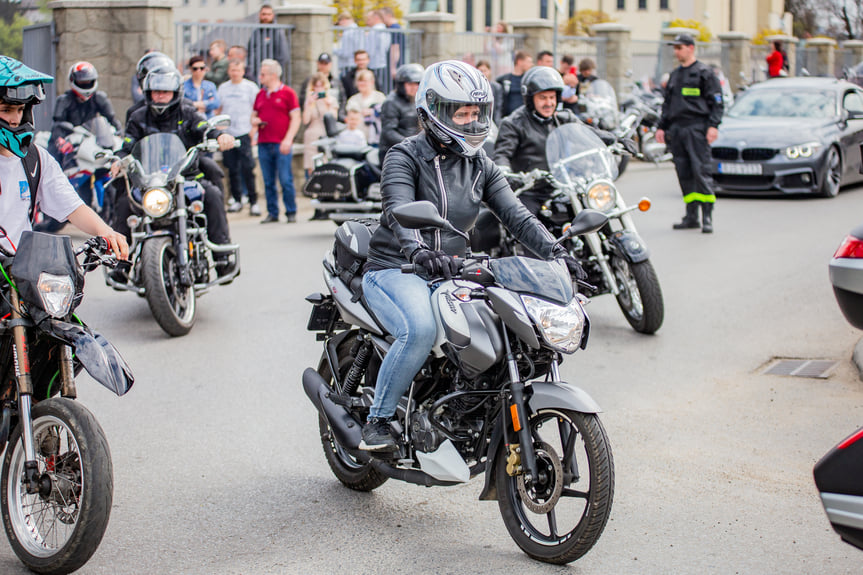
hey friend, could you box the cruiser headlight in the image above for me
[586,181,616,212]
[36,272,74,318]
[142,188,172,217]
[784,142,821,160]
[521,295,586,354]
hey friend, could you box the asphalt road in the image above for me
[1,162,862,574]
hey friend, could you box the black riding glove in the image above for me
[411,249,459,280]
[619,137,639,156]
[553,248,587,282]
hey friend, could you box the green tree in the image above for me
[0,13,28,59]
[562,10,613,37]
[330,0,403,25]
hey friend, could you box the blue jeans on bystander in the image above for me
[257,142,296,218]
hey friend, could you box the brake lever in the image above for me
[576,279,598,293]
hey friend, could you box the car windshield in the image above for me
[727,89,836,119]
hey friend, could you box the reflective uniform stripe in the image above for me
[683,192,715,204]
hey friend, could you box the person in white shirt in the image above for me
[335,108,367,147]
[216,59,260,215]
[0,56,127,259]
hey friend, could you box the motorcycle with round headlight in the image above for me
[106,116,240,337]
[0,230,134,574]
[304,201,614,565]
[474,122,664,334]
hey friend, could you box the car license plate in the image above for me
[718,162,762,175]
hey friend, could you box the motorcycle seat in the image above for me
[333,144,374,162]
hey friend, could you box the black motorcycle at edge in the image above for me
[0,230,134,574]
[304,201,615,565]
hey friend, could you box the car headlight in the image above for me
[785,142,822,160]
[521,295,586,354]
[37,272,74,318]
[586,181,616,212]
[142,188,172,217]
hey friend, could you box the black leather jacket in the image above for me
[366,132,561,270]
[120,100,223,157]
[379,91,419,160]
[50,91,122,159]
[493,106,581,174]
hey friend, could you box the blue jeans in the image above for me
[362,269,437,420]
[257,142,296,217]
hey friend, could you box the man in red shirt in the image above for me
[766,41,786,78]
[251,59,301,222]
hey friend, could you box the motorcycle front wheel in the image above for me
[1,398,113,575]
[496,408,614,565]
[610,256,664,334]
[316,337,387,492]
[141,236,196,337]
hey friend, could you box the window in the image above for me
[638,0,647,9]
[540,0,548,19]
[569,0,576,17]
[485,0,492,28]
[447,0,454,13]
[410,0,438,10]
[617,0,625,10]
[466,0,473,31]
[660,0,669,9]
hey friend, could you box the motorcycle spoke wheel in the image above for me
[1,398,112,575]
[611,256,664,334]
[142,236,196,337]
[497,409,613,565]
[316,337,387,492]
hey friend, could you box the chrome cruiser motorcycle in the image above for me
[106,116,240,337]
[474,123,664,334]
[304,202,615,565]
[0,231,134,574]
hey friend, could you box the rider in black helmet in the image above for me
[127,52,175,124]
[378,63,424,160]
[494,66,622,215]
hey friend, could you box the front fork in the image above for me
[174,177,193,287]
[502,329,540,483]
[8,290,76,494]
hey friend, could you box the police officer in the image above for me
[655,33,723,234]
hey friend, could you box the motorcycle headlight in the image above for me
[586,182,616,212]
[142,188,172,217]
[521,295,586,354]
[36,273,74,318]
[784,142,822,160]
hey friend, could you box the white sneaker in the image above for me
[227,200,243,213]
[249,204,262,216]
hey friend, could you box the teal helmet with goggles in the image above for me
[0,56,53,158]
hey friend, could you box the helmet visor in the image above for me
[144,72,181,93]
[432,101,492,137]
[74,79,96,91]
[4,83,45,105]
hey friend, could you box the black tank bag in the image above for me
[333,219,378,301]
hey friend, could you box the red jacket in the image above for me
[767,50,784,78]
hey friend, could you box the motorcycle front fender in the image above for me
[477,381,601,501]
[608,229,650,264]
[42,319,134,396]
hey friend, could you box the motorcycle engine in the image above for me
[410,410,445,453]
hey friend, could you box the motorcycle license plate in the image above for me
[718,162,762,175]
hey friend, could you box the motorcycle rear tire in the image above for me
[316,338,387,492]
[611,256,664,334]
[141,236,196,337]
[1,398,113,575]
[496,408,613,565]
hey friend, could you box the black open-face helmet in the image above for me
[143,68,183,116]
[394,63,424,98]
[521,65,564,115]
[136,52,174,88]
[0,56,53,158]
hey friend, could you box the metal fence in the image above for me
[556,36,607,77]
[22,22,56,132]
[835,47,857,78]
[452,32,524,80]
[175,22,294,84]
[331,26,422,94]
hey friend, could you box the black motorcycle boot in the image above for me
[672,202,701,229]
[359,417,398,452]
[701,202,714,234]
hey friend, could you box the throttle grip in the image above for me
[400,264,418,274]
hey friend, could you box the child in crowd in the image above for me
[335,108,367,147]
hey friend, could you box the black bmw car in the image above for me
[710,77,863,198]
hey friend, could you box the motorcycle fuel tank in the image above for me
[430,281,504,379]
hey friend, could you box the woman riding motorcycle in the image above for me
[359,60,586,451]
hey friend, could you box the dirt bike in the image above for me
[105,116,241,337]
[0,230,134,574]
[304,201,615,564]
[474,122,664,334]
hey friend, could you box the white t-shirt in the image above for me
[0,146,83,251]
[217,79,259,137]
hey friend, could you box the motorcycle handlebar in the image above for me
[76,237,125,273]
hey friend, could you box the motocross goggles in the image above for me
[1,83,46,105]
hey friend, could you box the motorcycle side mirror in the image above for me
[561,209,609,240]
[391,201,471,244]
[208,114,232,130]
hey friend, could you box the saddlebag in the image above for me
[333,219,378,300]
[304,163,352,201]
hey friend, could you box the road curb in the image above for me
[853,338,863,381]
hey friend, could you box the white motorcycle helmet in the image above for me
[416,60,493,157]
